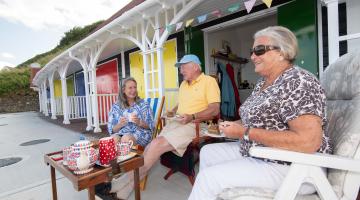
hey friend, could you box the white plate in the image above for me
[95,160,110,167]
[95,152,137,167]
[203,130,226,138]
[117,152,137,162]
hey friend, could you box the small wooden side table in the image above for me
[44,151,144,200]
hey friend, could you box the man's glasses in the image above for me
[250,45,280,56]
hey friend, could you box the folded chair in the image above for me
[138,96,165,190]
[217,51,360,200]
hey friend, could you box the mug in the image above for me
[98,137,117,165]
[117,140,134,157]
[62,146,72,165]
[128,111,138,123]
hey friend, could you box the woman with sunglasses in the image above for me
[189,26,331,200]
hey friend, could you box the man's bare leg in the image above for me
[111,136,175,198]
[141,136,174,173]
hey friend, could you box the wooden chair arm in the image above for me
[192,115,219,146]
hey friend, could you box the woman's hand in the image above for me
[219,121,246,139]
[118,117,128,128]
[130,115,140,126]
[112,117,128,133]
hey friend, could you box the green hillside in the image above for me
[0,20,103,97]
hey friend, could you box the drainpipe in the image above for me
[42,82,49,116]
[60,77,70,124]
[38,89,42,113]
[89,66,101,133]
[83,69,93,131]
[48,74,57,119]
[324,0,339,64]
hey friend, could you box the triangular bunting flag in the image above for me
[212,9,222,18]
[227,3,241,13]
[159,27,165,35]
[244,0,256,13]
[166,24,175,33]
[262,0,272,8]
[185,18,194,27]
[197,14,208,23]
[175,22,183,31]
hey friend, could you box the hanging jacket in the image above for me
[226,63,241,120]
[217,62,235,119]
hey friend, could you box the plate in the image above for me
[164,115,183,122]
[203,130,226,138]
[117,152,137,162]
[95,160,110,167]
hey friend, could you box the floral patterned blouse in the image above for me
[107,99,154,147]
[239,66,332,160]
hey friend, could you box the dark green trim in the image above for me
[278,0,319,76]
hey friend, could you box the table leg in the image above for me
[50,166,58,200]
[134,168,141,200]
[88,186,95,200]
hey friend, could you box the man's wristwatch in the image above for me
[192,114,196,120]
[243,127,251,141]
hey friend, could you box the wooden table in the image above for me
[44,150,144,200]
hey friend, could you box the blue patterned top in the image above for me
[107,99,154,147]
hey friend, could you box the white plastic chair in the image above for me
[217,50,360,200]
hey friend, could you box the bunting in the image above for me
[176,22,183,31]
[185,18,194,27]
[197,14,208,23]
[158,0,274,33]
[166,24,175,33]
[212,9,222,18]
[159,27,165,35]
[262,0,273,8]
[227,3,241,13]
[244,0,256,13]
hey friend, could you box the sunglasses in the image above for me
[250,45,280,56]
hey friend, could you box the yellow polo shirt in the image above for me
[177,73,220,114]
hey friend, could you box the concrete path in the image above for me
[0,112,192,200]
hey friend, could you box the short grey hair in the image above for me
[118,77,141,108]
[254,26,298,63]
[194,63,202,71]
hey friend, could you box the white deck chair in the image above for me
[217,50,360,200]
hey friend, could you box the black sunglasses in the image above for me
[250,45,280,56]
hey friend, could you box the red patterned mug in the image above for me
[117,140,134,157]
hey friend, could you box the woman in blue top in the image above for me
[107,77,154,147]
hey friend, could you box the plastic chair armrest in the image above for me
[249,147,360,172]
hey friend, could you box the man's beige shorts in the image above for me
[159,120,196,157]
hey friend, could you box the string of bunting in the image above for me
[160,0,273,34]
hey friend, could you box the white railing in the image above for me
[164,88,178,110]
[55,97,63,115]
[68,96,87,119]
[55,92,177,126]
[97,94,118,125]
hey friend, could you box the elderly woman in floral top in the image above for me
[107,77,154,147]
[189,26,332,200]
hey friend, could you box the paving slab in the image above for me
[0,112,193,200]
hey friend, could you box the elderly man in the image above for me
[109,54,220,199]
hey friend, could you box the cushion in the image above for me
[323,50,360,197]
[216,187,320,200]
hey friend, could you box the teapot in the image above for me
[67,140,97,174]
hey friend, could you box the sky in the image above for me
[0,0,132,70]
